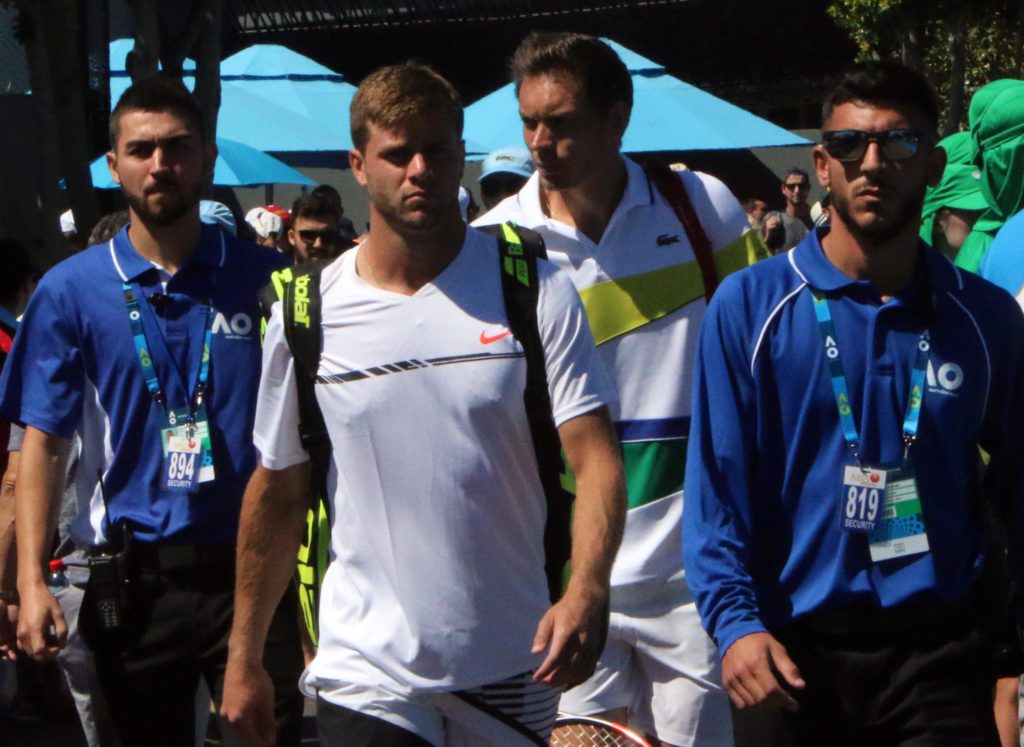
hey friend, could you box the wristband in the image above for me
[0,589,18,604]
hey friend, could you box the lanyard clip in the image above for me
[902,434,915,464]
[847,441,863,469]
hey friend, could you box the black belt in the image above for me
[128,542,237,572]
[792,601,972,639]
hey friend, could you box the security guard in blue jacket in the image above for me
[684,61,1024,745]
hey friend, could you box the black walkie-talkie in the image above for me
[88,472,133,631]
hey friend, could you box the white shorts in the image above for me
[310,670,560,747]
[558,582,732,747]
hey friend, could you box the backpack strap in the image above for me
[258,258,334,646]
[281,259,331,468]
[643,159,719,303]
[482,221,574,603]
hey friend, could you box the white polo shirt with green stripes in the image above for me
[477,156,756,590]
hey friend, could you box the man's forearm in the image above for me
[228,462,311,659]
[560,408,627,597]
[15,428,68,591]
[0,450,18,594]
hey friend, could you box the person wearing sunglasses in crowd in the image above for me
[286,192,351,264]
[773,168,813,252]
[683,60,1024,745]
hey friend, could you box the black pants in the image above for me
[733,616,1001,747]
[81,551,304,747]
[317,697,434,747]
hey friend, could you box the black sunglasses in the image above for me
[821,129,923,162]
[783,182,809,190]
[297,229,337,244]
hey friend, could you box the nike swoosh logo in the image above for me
[480,329,513,345]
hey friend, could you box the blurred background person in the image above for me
[956,79,1024,273]
[477,147,534,211]
[287,192,345,262]
[244,207,285,249]
[920,132,988,261]
[86,211,129,247]
[59,210,85,254]
[311,184,359,245]
[742,197,769,231]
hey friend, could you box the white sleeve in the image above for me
[535,260,619,427]
[252,301,310,470]
[681,170,751,251]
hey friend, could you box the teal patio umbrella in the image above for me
[90,137,316,188]
[109,42,360,162]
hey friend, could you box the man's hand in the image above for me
[220,654,277,747]
[532,583,608,688]
[0,598,18,660]
[722,632,805,712]
[15,580,66,661]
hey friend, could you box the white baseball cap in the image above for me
[60,209,76,234]
[245,207,283,239]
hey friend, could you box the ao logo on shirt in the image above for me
[926,360,963,396]
[212,312,253,340]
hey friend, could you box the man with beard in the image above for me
[0,77,303,746]
[221,62,626,747]
[683,60,1024,744]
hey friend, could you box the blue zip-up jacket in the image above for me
[682,228,1024,656]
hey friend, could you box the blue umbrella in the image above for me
[216,45,491,155]
[109,38,196,105]
[464,39,810,155]
[108,41,487,159]
[218,45,358,153]
[109,42,358,156]
[90,137,316,188]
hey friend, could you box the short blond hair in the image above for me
[350,62,463,151]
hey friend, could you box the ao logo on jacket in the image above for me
[926,360,963,395]
[212,311,254,340]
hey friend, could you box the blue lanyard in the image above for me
[122,283,214,416]
[810,289,929,465]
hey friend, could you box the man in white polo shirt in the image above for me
[221,62,626,747]
[477,31,757,747]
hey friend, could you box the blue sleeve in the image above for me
[977,291,1024,587]
[979,215,1024,298]
[682,276,769,655]
[0,276,84,438]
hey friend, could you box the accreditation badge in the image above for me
[160,405,215,491]
[839,465,886,533]
[867,467,929,562]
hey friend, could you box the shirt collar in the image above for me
[0,305,18,331]
[108,223,227,282]
[513,154,652,230]
[790,227,963,296]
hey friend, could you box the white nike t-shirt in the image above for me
[254,226,617,695]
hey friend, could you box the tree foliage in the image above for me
[827,0,1024,133]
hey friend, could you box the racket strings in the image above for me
[550,720,645,746]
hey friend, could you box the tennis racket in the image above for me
[550,714,654,746]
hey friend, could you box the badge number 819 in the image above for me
[846,485,879,525]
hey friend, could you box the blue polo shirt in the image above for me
[0,224,287,546]
[682,228,1024,655]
